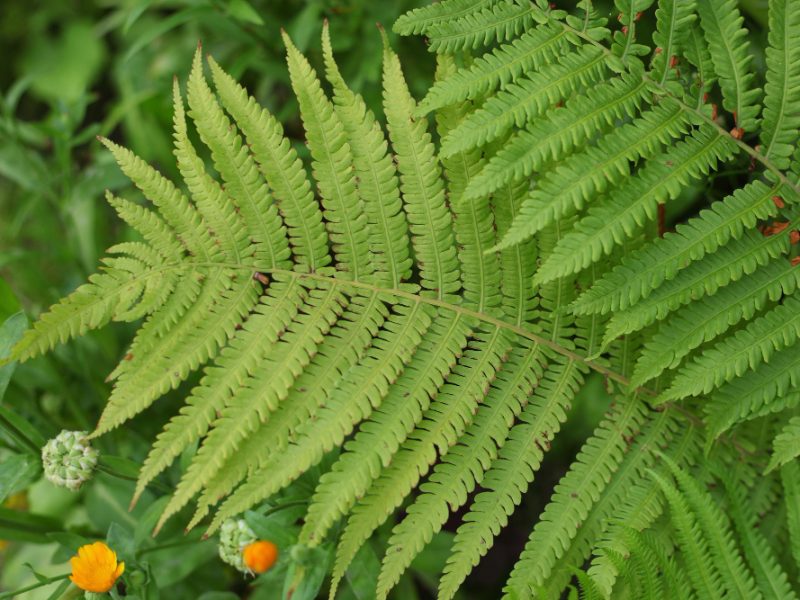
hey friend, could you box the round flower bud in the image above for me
[41,430,98,491]
[218,518,257,573]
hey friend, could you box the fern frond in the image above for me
[661,456,761,599]
[650,0,697,84]
[492,176,539,327]
[503,395,648,598]
[382,35,461,301]
[206,300,433,533]
[704,344,800,441]
[684,24,717,106]
[374,326,514,599]
[766,416,800,473]
[321,25,412,288]
[722,473,798,599]
[426,0,541,54]
[416,22,573,115]
[649,470,722,598]
[781,462,800,570]
[283,32,373,279]
[95,270,259,436]
[11,266,154,362]
[132,278,307,504]
[659,295,800,402]
[697,0,761,132]
[587,423,701,596]
[16,7,800,598]
[631,258,800,386]
[439,45,607,159]
[299,311,473,548]
[99,137,216,261]
[393,0,500,36]
[435,57,502,315]
[535,125,738,284]
[573,180,787,316]
[206,57,330,270]
[193,291,395,521]
[466,70,651,200]
[105,192,186,260]
[171,82,249,263]
[760,0,800,167]
[599,228,791,343]
[187,49,291,268]
[493,100,691,250]
[156,282,348,531]
[532,406,695,599]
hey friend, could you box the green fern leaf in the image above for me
[631,258,800,386]
[766,416,800,473]
[382,36,461,301]
[535,125,738,284]
[374,326,514,599]
[393,0,500,36]
[705,344,800,441]
[416,22,573,115]
[493,100,691,250]
[502,394,648,598]
[206,300,433,533]
[132,278,308,504]
[649,469,723,598]
[299,311,473,548]
[426,0,542,54]
[187,49,291,268]
[661,456,761,599]
[599,228,791,344]
[206,57,330,270]
[650,0,697,84]
[439,45,607,159]
[573,180,788,316]
[171,82,249,263]
[697,0,761,132]
[156,282,348,531]
[722,473,799,599]
[465,70,651,200]
[781,462,800,571]
[283,32,373,279]
[659,295,800,402]
[321,25,412,288]
[192,291,393,522]
[761,0,800,168]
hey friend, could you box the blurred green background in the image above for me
[0,1,615,598]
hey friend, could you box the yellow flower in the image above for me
[242,540,278,574]
[69,541,125,592]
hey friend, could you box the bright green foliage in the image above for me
[696,0,761,132]
[589,463,788,600]
[650,0,695,83]
[767,416,800,472]
[9,0,800,598]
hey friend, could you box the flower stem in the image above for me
[0,573,70,599]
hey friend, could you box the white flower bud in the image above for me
[218,518,257,573]
[41,430,98,491]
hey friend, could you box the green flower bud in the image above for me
[218,518,257,573]
[41,430,98,491]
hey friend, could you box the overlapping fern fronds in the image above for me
[7,0,800,597]
[413,0,800,464]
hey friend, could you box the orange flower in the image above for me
[243,540,279,574]
[69,541,125,592]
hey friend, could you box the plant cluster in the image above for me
[4,0,800,598]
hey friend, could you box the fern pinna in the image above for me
[7,0,800,597]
